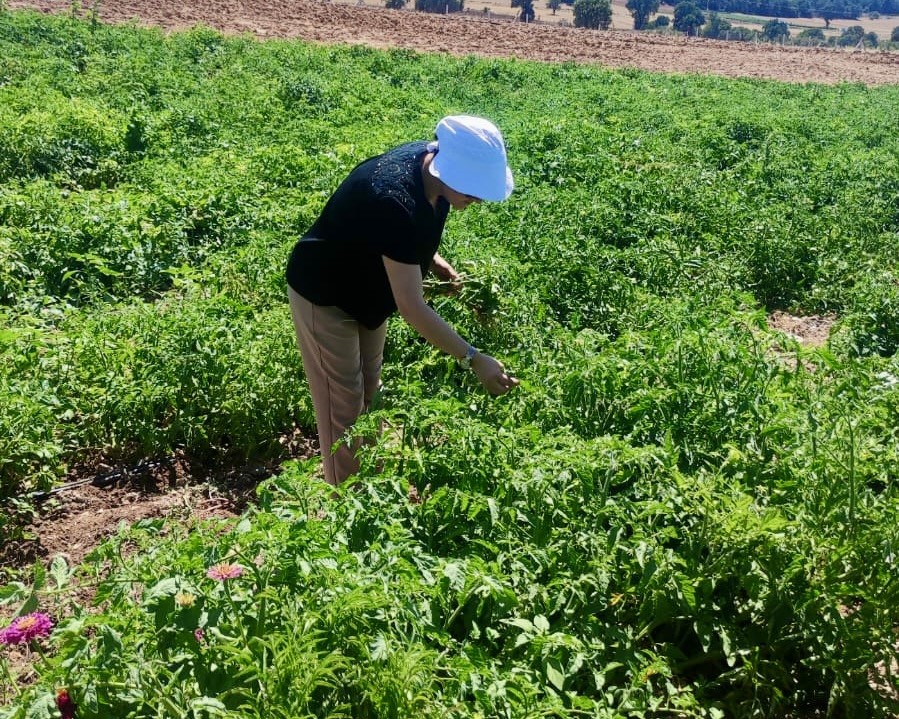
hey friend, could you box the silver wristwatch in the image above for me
[459,345,479,370]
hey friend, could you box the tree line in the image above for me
[403,0,899,43]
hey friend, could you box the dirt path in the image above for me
[10,0,899,85]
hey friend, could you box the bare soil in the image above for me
[0,430,317,575]
[9,0,899,85]
[768,310,836,348]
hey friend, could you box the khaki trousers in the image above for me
[287,287,386,486]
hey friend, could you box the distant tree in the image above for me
[626,0,660,29]
[762,18,790,40]
[816,0,838,26]
[814,0,858,26]
[512,0,536,20]
[892,25,899,42]
[864,30,878,45]
[647,13,670,26]
[385,0,405,8]
[573,0,613,27]
[770,0,791,16]
[734,26,761,40]
[797,26,826,43]
[702,12,732,37]
[837,23,864,44]
[547,0,562,14]
[415,0,463,11]
[673,1,705,34]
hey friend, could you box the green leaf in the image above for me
[24,694,56,719]
[189,697,228,717]
[0,582,29,606]
[31,562,46,593]
[694,619,713,653]
[99,625,125,656]
[144,577,180,602]
[720,628,736,667]
[505,617,535,633]
[49,555,72,590]
[546,660,566,690]
[677,575,696,611]
[235,518,252,533]
[442,562,465,590]
[487,497,499,525]
[17,592,39,618]
[369,634,390,661]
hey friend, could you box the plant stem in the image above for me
[0,656,21,701]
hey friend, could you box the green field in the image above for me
[1,8,898,718]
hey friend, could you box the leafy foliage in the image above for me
[414,0,464,11]
[673,1,706,34]
[796,26,826,44]
[573,0,613,27]
[512,0,537,21]
[1,10,899,719]
[838,24,865,45]
[761,18,790,41]
[626,0,660,29]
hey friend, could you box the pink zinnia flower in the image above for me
[0,612,53,645]
[206,562,244,581]
[56,688,76,719]
[194,628,206,644]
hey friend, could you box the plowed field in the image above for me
[10,0,899,85]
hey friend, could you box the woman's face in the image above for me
[441,184,482,211]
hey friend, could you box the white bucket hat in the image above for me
[427,115,514,202]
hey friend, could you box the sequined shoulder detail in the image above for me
[370,143,426,215]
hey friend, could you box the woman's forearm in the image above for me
[397,298,470,359]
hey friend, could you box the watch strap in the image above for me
[459,345,479,370]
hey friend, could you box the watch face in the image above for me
[460,346,476,369]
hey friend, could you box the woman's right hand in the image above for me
[471,352,520,396]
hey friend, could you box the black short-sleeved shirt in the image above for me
[285,141,450,330]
